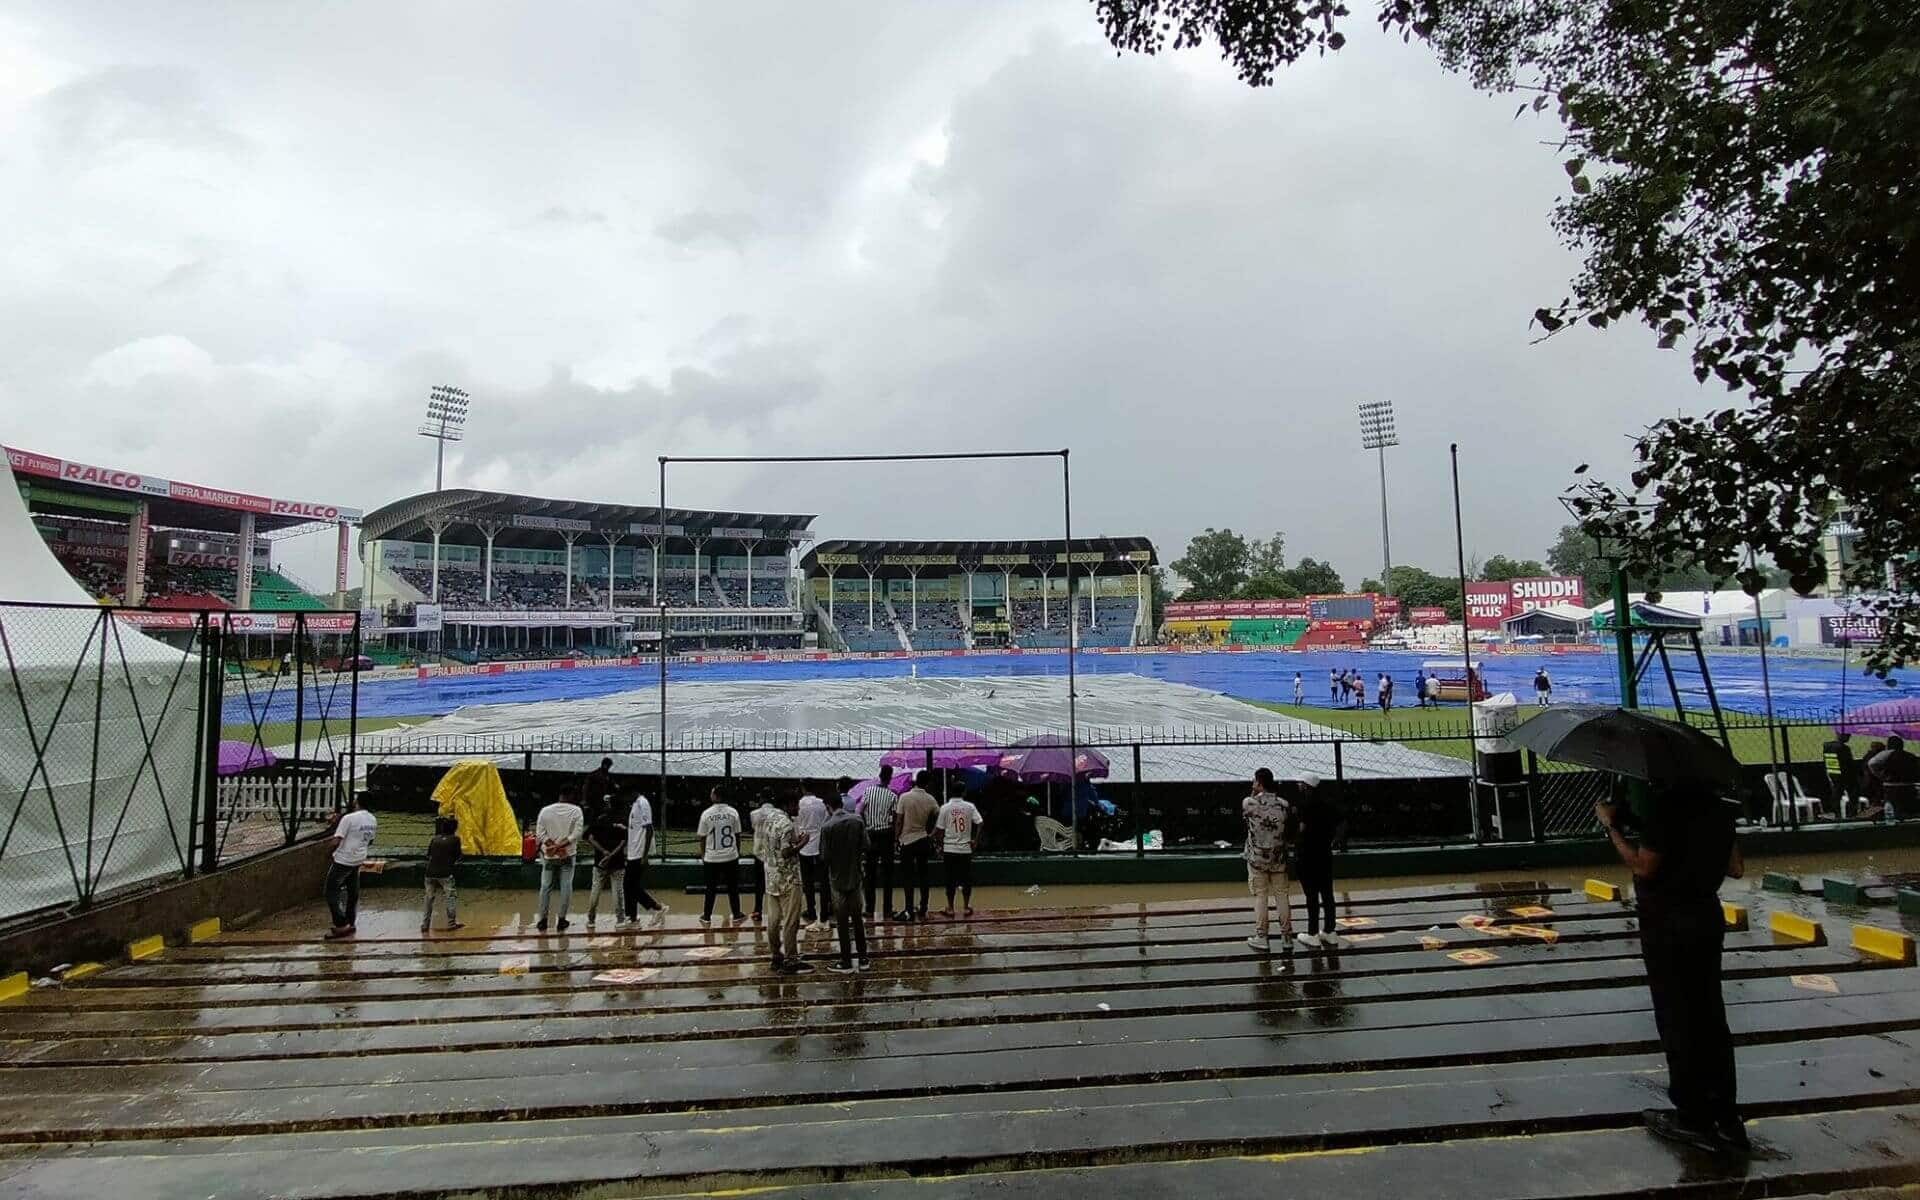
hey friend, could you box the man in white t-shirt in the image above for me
[623,792,664,919]
[696,786,746,924]
[534,793,584,932]
[935,793,985,919]
[794,782,830,930]
[325,796,378,939]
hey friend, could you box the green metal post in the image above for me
[1611,563,1636,710]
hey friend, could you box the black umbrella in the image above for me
[1506,706,1740,784]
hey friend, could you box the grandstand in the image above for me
[8,445,355,615]
[358,488,814,654]
[802,537,1155,653]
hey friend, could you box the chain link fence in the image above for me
[350,704,1859,861]
[0,602,360,922]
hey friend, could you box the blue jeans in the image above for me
[538,857,576,925]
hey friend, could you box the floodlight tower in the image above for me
[1358,399,1398,600]
[418,385,470,492]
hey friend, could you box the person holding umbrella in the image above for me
[1512,706,1748,1154]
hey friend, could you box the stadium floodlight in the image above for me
[1358,400,1399,607]
[418,385,471,492]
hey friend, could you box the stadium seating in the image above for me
[1079,596,1140,648]
[905,602,966,651]
[249,569,327,611]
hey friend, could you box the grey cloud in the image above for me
[528,205,609,228]
[36,65,247,163]
[654,209,762,251]
[5,3,1721,588]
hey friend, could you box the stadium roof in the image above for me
[804,536,1155,575]
[360,488,815,551]
[7,444,359,536]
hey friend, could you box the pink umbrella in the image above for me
[1838,697,1920,740]
[879,727,1001,771]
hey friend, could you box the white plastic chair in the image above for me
[1034,815,1078,852]
[1764,772,1819,826]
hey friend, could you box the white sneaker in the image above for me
[1246,935,1270,952]
[1322,933,1344,949]
[1295,932,1322,948]
[1274,931,1293,949]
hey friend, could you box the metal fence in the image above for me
[0,602,359,922]
[348,708,1852,860]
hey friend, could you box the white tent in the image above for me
[0,457,199,918]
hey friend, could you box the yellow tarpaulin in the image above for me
[432,760,521,856]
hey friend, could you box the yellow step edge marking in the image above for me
[63,962,106,981]
[0,973,26,1003]
[127,934,164,962]
[1584,879,1620,902]
[1722,903,1748,931]
[186,917,222,944]
[1852,923,1916,966]
[1768,911,1821,944]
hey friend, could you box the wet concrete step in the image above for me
[9,968,1908,1095]
[0,926,1837,1037]
[184,887,1583,960]
[89,903,1635,987]
[1,948,1876,1067]
[0,979,1910,1144]
[1,1035,1915,1199]
[632,1102,1920,1200]
[134,899,1624,979]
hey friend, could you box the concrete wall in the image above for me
[0,837,334,978]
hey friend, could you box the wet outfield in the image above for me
[4,866,1920,1197]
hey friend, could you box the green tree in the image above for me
[1479,555,1548,582]
[1283,556,1344,596]
[1546,524,1614,604]
[1094,0,1920,673]
[1239,531,1294,598]
[1169,527,1250,600]
[1386,564,1463,620]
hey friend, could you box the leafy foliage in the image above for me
[1284,556,1345,596]
[1169,527,1251,599]
[1094,0,1920,674]
[1479,554,1548,582]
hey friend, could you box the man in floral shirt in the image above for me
[754,788,811,974]
[1243,767,1296,952]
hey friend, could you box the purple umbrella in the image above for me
[994,735,1110,784]
[1838,697,1920,740]
[879,727,1001,771]
[217,740,277,777]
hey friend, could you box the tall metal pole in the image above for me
[1611,561,1636,709]
[1063,450,1078,849]
[658,457,668,840]
[1377,443,1393,593]
[435,438,445,492]
[1750,551,1782,808]
[1450,444,1481,841]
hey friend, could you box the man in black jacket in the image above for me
[1596,783,1747,1154]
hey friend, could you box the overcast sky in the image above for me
[1,1,1712,588]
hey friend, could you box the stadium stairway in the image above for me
[4,883,1918,1198]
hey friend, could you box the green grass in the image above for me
[1241,700,1830,767]
[220,715,424,745]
